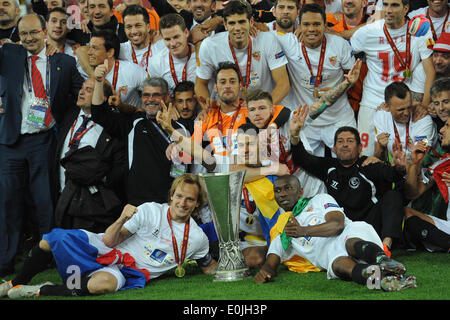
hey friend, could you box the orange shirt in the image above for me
[114,8,160,30]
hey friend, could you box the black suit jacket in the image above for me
[55,106,127,199]
[0,44,84,146]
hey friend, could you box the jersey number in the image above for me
[377,51,407,83]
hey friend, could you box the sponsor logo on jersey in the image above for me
[349,176,360,189]
[330,180,339,190]
[414,135,427,142]
[324,202,340,209]
[275,51,285,59]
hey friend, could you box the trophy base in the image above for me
[213,268,251,282]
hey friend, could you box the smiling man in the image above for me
[1,174,217,298]
[119,4,167,74]
[148,13,197,94]
[195,0,290,107]
[350,0,436,156]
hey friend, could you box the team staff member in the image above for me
[0,13,83,276]
[289,106,406,251]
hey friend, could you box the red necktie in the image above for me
[30,55,53,126]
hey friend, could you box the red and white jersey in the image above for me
[350,19,434,108]
[119,39,167,73]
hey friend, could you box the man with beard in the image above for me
[266,0,300,34]
[90,65,189,206]
[119,4,167,74]
[428,77,450,140]
[289,106,407,252]
[432,31,450,79]
[326,0,369,38]
[0,0,20,44]
[404,118,450,252]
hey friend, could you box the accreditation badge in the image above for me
[26,98,49,128]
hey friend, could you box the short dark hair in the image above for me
[123,4,149,25]
[274,0,300,9]
[18,13,47,32]
[87,0,114,10]
[46,7,68,22]
[299,3,326,23]
[159,13,187,31]
[245,89,273,106]
[91,29,120,59]
[384,81,410,104]
[238,121,260,134]
[214,61,241,84]
[334,126,361,146]
[174,80,195,95]
[430,77,450,98]
[223,0,253,21]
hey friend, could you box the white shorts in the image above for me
[430,216,450,235]
[303,117,357,156]
[357,104,378,157]
[326,221,383,280]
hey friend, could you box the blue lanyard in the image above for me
[25,55,50,100]
[151,119,171,143]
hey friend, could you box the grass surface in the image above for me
[1,250,448,301]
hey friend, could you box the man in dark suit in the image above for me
[54,77,127,233]
[0,13,83,276]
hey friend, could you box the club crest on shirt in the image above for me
[328,56,337,66]
[349,177,360,189]
[252,51,261,61]
[118,85,129,96]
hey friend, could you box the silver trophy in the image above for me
[200,171,251,281]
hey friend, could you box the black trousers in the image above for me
[364,189,404,241]
[0,130,56,270]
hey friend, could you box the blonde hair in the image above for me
[168,173,206,216]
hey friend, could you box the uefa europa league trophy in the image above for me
[200,171,251,281]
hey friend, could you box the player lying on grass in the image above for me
[253,174,417,292]
[0,174,217,298]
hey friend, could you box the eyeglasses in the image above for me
[19,29,43,38]
[142,92,163,98]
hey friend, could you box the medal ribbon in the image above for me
[169,45,192,86]
[112,59,119,91]
[301,36,326,92]
[228,35,252,90]
[426,7,450,41]
[242,187,256,214]
[167,208,190,267]
[392,119,411,151]
[383,23,411,79]
[131,41,152,73]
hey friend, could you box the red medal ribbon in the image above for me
[383,23,411,80]
[167,208,190,267]
[131,41,152,73]
[242,187,256,214]
[169,46,192,86]
[217,105,242,150]
[392,119,411,151]
[301,36,327,92]
[228,36,252,90]
[426,7,450,41]
[112,59,120,91]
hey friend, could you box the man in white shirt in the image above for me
[119,4,167,74]
[266,0,300,34]
[253,174,417,292]
[373,81,437,161]
[278,3,357,155]
[148,13,197,94]
[81,29,148,107]
[45,7,76,56]
[195,0,290,107]
[350,0,435,156]
[2,174,217,298]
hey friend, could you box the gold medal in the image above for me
[313,89,319,99]
[403,68,412,79]
[175,265,185,278]
[245,215,255,226]
[242,88,248,99]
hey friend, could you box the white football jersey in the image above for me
[278,32,355,124]
[119,39,168,73]
[350,19,434,108]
